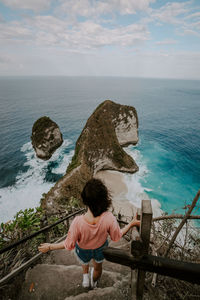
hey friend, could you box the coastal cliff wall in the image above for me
[41,100,139,213]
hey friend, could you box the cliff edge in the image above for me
[42,100,139,212]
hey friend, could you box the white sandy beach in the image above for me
[95,170,137,220]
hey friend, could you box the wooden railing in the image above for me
[1,194,200,298]
[103,199,200,300]
[0,208,85,286]
[0,209,85,255]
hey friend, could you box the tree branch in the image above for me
[164,190,200,257]
[153,214,200,222]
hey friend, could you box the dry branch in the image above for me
[153,214,200,222]
[164,190,200,257]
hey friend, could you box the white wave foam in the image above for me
[0,139,73,223]
[52,149,74,174]
[123,146,163,217]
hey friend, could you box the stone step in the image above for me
[109,238,130,250]
[48,249,78,266]
[46,237,131,277]
[48,238,130,267]
[64,277,131,300]
[19,264,129,300]
[48,248,130,278]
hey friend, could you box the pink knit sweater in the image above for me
[64,211,122,250]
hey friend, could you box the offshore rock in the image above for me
[31,116,63,160]
[42,100,139,213]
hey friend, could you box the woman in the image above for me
[38,178,140,288]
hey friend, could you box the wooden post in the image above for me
[118,213,122,229]
[67,218,70,231]
[136,200,152,300]
[131,208,142,299]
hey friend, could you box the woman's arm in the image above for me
[38,241,65,253]
[121,215,140,236]
[38,216,80,253]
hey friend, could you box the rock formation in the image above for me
[31,116,63,160]
[42,100,139,212]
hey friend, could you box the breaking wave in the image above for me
[123,145,163,218]
[0,139,74,223]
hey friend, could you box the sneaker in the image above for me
[82,273,90,288]
[90,267,97,288]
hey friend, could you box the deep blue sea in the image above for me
[0,76,199,223]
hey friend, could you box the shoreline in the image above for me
[95,170,137,220]
[95,169,163,219]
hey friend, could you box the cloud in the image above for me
[57,0,155,17]
[0,21,32,41]
[0,0,199,79]
[182,28,200,37]
[151,1,191,24]
[121,50,200,79]
[180,20,200,37]
[0,54,13,64]
[68,21,150,48]
[0,16,150,49]
[116,0,156,14]
[189,20,200,30]
[185,12,200,19]
[150,1,200,38]
[0,13,5,23]
[156,39,178,45]
[1,0,51,12]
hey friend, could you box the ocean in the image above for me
[0,76,199,223]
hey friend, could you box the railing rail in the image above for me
[0,208,85,286]
[0,208,85,255]
[1,194,200,298]
[0,234,68,286]
[104,198,200,300]
[103,247,200,285]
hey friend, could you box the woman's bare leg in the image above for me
[92,260,102,282]
[82,264,89,274]
[82,264,90,287]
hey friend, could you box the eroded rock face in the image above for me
[113,110,138,146]
[31,116,63,160]
[78,100,138,172]
[42,100,139,213]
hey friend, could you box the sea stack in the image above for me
[31,116,63,160]
[42,100,139,212]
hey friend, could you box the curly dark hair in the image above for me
[81,178,112,217]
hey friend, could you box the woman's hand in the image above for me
[130,213,140,228]
[121,213,140,236]
[38,241,65,252]
[38,243,51,253]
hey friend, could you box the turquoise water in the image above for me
[0,76,199,222]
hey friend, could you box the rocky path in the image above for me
[19,238,133,300]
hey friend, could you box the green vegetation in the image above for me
[66,144,81,173]
[0,196,82,250]
[93,100,109,114]
[32,116,53,133]
[68,196,80,208]
[111,140,131,168]
[0,200,82,281]
[0,207,45,249]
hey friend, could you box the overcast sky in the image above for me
[0,0,200,79]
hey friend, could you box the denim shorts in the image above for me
[75,240,108,264]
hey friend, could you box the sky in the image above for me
[0,0,200,79]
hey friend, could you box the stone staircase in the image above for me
[19,238,132,300]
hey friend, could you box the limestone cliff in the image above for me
[42,100,139,212]
[31,116,63,160]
